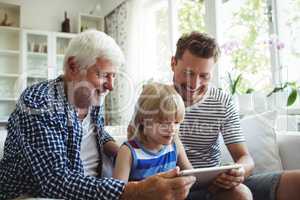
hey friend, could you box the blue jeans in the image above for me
[244,172,282,200]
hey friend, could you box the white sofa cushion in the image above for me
[221,111,283,174]
[277,133,300,170]
[242,111,283,173]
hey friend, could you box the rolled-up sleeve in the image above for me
[102,129,115,144]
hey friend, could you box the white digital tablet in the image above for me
[180,164,242,187]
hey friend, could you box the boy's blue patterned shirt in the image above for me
[0,76,125,200]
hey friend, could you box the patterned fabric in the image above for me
[125,138,177,181]
[105,1,131,126]
[179,87,245,168]
[0,76,125,200]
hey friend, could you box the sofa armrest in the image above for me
[277,133,300,170]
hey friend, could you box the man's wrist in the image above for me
[120,181,142,200]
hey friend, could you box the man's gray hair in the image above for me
[63,30,125,71]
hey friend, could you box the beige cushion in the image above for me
[221,111,283,174]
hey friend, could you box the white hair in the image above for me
[63,30,125,71]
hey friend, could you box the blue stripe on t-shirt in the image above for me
[132,161,177,181]
[136,151,177,169]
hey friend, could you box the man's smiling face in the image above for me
[171,50,214,105]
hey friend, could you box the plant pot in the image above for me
[237,94,254,115]
[252,91,268,113]
[267,91,288,110]
[231,94,240,113]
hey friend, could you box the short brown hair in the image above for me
[175,31,220,62]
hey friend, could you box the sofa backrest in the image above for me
[2,120,296,174]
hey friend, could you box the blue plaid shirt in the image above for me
[0,76,125,199]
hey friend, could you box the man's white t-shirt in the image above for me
[80,111,100,177]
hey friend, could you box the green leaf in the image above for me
[287,89,298,106]
[232,74,242,95]
[267,83,289,97]
[246,88,255,94]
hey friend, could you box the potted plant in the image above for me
[267,81,299,107]
[227,73,254,115]
[227,72,242,96]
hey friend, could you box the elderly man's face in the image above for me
[72,58,116,108]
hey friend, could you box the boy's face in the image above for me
[171,50,214,106]
[144,118,180,145]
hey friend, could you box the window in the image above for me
[135,0,300,108]
[177,0,206,35]
[277,0,300,83]
[139,0,172,84]
[134,0,206,87]
[219,0,272,93]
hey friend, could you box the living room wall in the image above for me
[0,0,125,32]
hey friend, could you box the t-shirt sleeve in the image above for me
[221,96,245,145]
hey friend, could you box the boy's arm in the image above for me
[113,145,132,182]
[174,135,193,170]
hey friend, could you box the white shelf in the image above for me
[0,2,20,28]
[27,75,47,79]
[0,116,9,123]
[57,54,65,58]
[27,52,47,58]
[0,29,76,121]
[0,26,20,33]
[0,97,17,101]
[80,13,103,20]
[0,73,20,78]
[0,49,20,56]
[54,32,76,38]
[0,6,20,123]
[78,13,104,33]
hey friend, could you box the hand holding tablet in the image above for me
[179,164,242,187]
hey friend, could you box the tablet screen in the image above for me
[180,164,241,187]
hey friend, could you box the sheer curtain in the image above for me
[105,1,132,126]
[104,0,173,126]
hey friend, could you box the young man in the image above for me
[0,30,195,200]
[172,31,300,200]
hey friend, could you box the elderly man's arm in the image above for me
[17,108,125,199]
[101,128,120,157]
[121,167,196,200]
[103,140,120,157]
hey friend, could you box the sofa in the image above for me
[106,111,300,173]
[1,111,300,199]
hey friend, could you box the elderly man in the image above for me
[0,30,195,200]
[172,31,300,200]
